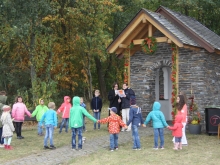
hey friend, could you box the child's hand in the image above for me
[142,124,146,127]
[12,118,14,121]
[97,120,100,123]
[54,127,57,129]
[124,125,128,129]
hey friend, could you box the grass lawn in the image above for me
[1,106,220,165]
[67,131,220,165]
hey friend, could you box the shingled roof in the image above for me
[107,6,220,55]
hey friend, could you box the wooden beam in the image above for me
[132,37,168,45]
[215,49,220,54]
[142,17,147,23]
[183,44,201,51]
[108,13,146,53]
[167,39,172,43]
[148,24,152,37]
[119,44,128,48]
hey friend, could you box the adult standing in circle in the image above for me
[174,94,188,145]
[121,83,135,132]
[108,82,121,117]
[12,96,31,139]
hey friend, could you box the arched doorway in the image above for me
[153,61,172,121]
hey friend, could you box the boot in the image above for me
[7,145,13,150]
[4,145,8,149]
[173,143,178,150]
[179,142,182,150]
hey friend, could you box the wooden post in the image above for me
[176,45,179,94]
[128,49,131,87]
[148,24,152,37]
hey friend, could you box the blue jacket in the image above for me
[144,102,168,128]
[127,105,144,127]
[40,109,57,127]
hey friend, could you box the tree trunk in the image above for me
[94,56,107,101]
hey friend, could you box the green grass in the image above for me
[67,131,220,165]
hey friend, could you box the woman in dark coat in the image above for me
[108,82,121,116]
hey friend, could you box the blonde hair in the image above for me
[1,105,11,121]
[48,102,55,109]
[95,90,100,93]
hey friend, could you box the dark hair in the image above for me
[0,91,6,95]
[177,95,185,111]
[15,96,23,103]
[123,83,128,86]
[180,91,187,104]
[112,82,119,89]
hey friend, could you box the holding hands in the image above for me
[142,124,146,127]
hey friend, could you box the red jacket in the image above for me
[57,96,72,118]
[168,115,183,137]
[98,114,126,134]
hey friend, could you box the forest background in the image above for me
[0,0,220,108]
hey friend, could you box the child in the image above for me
[57,96,71,133]
[98,107,127,151]
[143,102,169,149]
[40,102,57,150]
[127,96,144,150]
[168,114,183,150]
[12,96,31,139]
[31,98,48,136]
[0,91,7,147]
[91,90,102,130]
[0,105,15,150]
[69,96,97,150]
[80,97,87,132]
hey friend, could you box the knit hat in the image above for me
[2,105,11,111]
[130,95,136,105]
[108,107,117,114]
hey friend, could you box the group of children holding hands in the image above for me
[0,88,187,152]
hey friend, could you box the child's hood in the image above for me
[152,102,161,111]
[64,96,70,104]
[72,96,80,106]
[175,115,183,123]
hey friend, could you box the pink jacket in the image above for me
[57,96,72,118]
[12,102,31,122]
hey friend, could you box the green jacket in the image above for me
[32,105,48,121]
[69,96,97,128]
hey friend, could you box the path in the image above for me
[2,127,169,165]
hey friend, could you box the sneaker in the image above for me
[137,148,141,150]
[160,147,165,149]
[4,145,7,149]
[44,146,50,149]
[133,148,137,150]
[110,149,114,152]
[17,136,23,139]
[20,136,24,139]
[115,147,118,150]
[121,128,125,132]
[50,145,56,150]
[78,148,82,151]
[72,148,77,151]
[0,144,4,148]
[153,147,158,150]
[126,129,131,132]
[6,145,13,150]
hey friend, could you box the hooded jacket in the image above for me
[32,98,48,121]
[127,105,144,127]
[144,102,168,128]
[168,115,183,137]
[69,96,97,128]
[57,96,72,118]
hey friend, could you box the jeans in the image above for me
[153,128,164,148]
[44,124,54,146]
[14,122,23,137]
[0,127,4,144]
[83,115,86,131]
[59,118,69,133]
[71,127,83,149]
[110,134,118,150]
[122,108,131,130]
[132,125,141,149]
[93,112,100,129]
[38,121,44,135]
